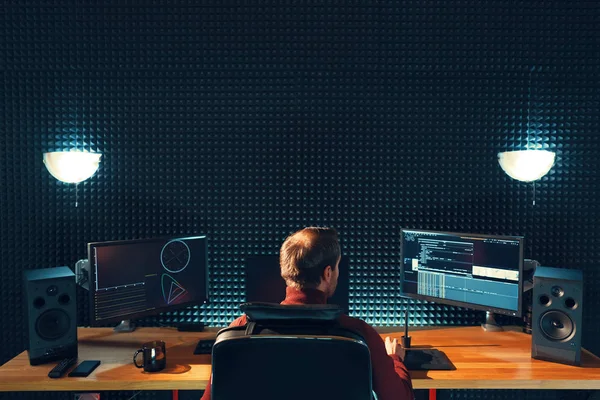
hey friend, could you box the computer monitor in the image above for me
[88,235,208,329]
[245,255,350,313]
[400,229,524,329]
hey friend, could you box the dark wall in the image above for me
[1,1,599,399]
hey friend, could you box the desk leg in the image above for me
[172,390,179,400]
[429,389,436,400]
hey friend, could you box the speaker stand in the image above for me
[481,311,503,332]
[114,319,136,333]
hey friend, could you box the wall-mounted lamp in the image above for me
[497,149,555,182]
[43,150,102,184]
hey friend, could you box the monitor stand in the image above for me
[114,319,136,333]
[481,311,503,332]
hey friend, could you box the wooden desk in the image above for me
[1,326,599,391]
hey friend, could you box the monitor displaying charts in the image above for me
[88,236,208,325]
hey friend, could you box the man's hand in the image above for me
[384,336,406,361]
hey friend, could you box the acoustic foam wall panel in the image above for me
[1,2,599,400]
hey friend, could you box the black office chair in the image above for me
[211,302,373,400]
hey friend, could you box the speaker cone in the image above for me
[35,309,71,341]
[540,310,574,341]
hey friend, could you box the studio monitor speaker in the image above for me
[23,267,78,365]
[531,266,583,366]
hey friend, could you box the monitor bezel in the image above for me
[87,235,209,326]
[400,228,524,318]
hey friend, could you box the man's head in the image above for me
[279,227,341,297]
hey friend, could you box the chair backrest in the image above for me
[211,302,373,400]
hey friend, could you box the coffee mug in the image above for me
[133,340,166,372]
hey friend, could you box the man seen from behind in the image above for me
[201,226,414,400]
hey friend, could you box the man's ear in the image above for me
[322,265,333,282]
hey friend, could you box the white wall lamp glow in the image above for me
[497,149,555,183]
[43,150,102,184]
[498,66,556,183]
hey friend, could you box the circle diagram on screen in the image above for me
[161,239,191,273]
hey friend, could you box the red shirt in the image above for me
[201,287,414,400]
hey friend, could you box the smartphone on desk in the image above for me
[68,360,101,377]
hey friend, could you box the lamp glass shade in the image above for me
[43,151,102,183]
[497,149,555,182]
